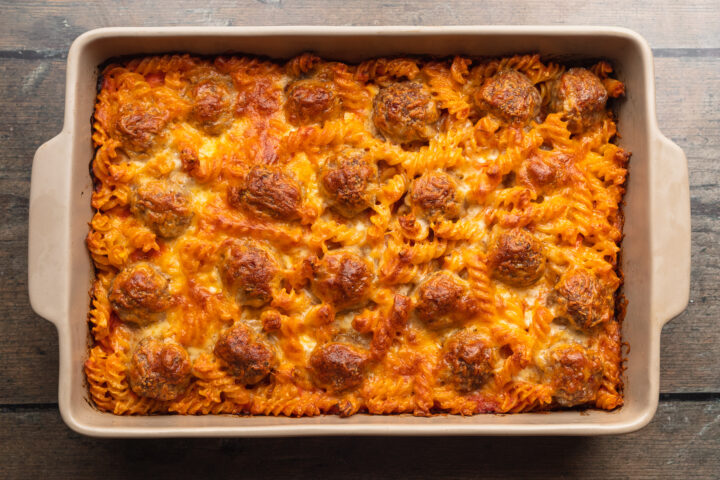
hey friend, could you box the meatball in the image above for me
[219,241,278,307]
[309,342,366,392]
[109,263,173,326]
[517,151,572,192]
[285,79,341,125]
[130,180,193,238]
[410,172,461,221]
[488,228,546,287]
[475,70,541,124]
[116,104,166,152]
[372,82,439,144]
[128,338,192,401]
[553,269,611,330]
[320,149,377,217]
[415,272,480,329]
[546,345,602,407]
[227,166,301,220]
[551,68,608,133]
[442,331,494,392]
[214,325,275,384]
[311,252,373,310]
[237,78,280,116]
[191,79,234,135]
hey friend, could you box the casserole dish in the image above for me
[28,26,690,437]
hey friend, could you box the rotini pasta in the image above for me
[86,53,628,416]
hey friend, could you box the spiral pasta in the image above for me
[86,53,627,416]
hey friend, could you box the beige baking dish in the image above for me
[28,26,690,437]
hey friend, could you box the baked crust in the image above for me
[85,54,627,415]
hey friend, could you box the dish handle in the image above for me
[28,132,71,327]
[651,133,691,327]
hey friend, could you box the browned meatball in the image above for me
[214,325,275,384]
[372,82,439,144]
[311,252,373,310]
[320,149,377,217]
[227,166,301,220]
[285,79,341,125]
[109,263,173,326]
[415,272,480,329]
[410,172,461,221]
[236,78,280,116]
[130,180,193,238]
[191,79,234,135]
[116,104,166,152]
[488,228,546,287]
[442,331,494,392]
[309,342,366,392]
[475,70,541,124]
[517,151,572,193]
[553,269,611,330]
[546,344,602,407]
[128,338,192,401]
[219,241,279,307]
[551,68,608,133]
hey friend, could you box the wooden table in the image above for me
[2,1,718,477]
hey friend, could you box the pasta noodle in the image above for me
[86,53,628,416]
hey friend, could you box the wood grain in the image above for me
[655,56,720,393]
[1,0,719,52]
[0,400,718,479]
[0,1,718,477]
[1,53,718,403]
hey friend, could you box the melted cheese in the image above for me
[85,53,627,416]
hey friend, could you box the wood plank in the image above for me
[0,241,60,404]
[0,399,717,479]
[0,52,718,403]
[0,57,65,404]
[655,56,720,394]
[1,0,719,53]
[0,58,65,175]
[2,3,716,478]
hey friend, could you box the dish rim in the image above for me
[28,25,690,437]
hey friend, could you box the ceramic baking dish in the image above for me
[28,26,690,437]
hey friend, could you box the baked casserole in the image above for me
[86,52,628,416]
